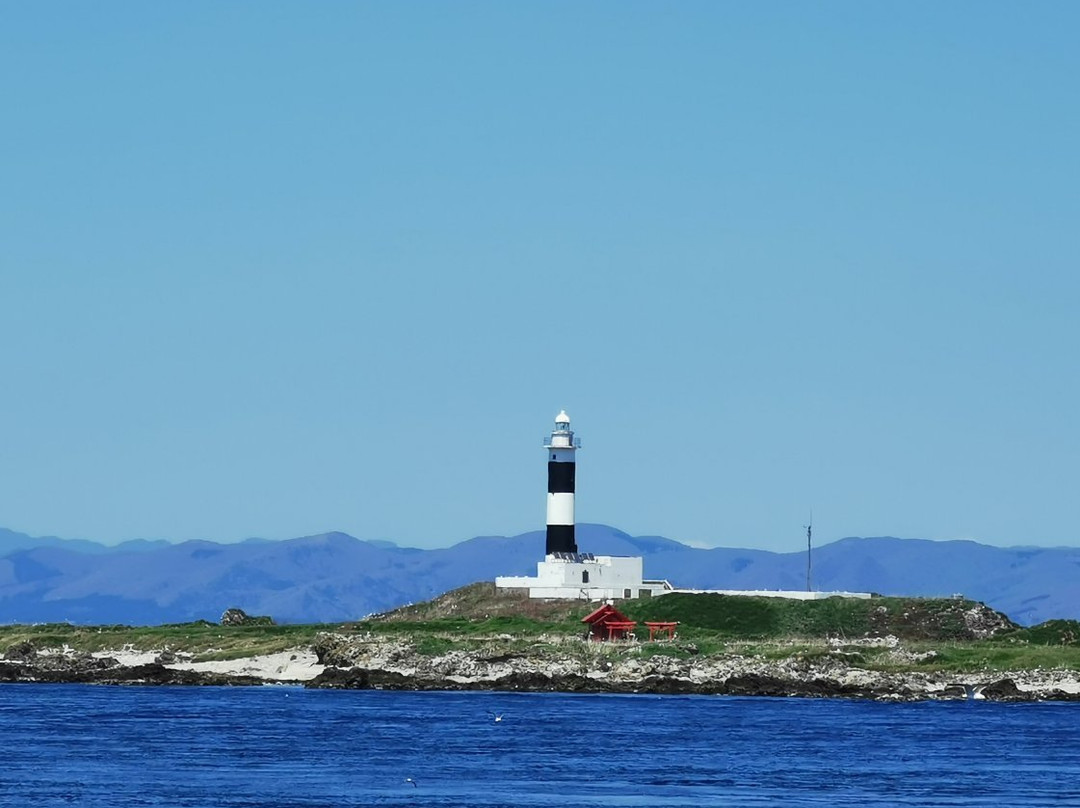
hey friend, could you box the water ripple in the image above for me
[1,685,1079,807]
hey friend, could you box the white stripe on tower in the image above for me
[544,410,578,555]
[546,492,575,526]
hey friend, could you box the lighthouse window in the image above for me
[552,454,556,459]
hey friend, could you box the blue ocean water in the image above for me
[0,684,1078,807]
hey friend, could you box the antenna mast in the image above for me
[804,508,813,592]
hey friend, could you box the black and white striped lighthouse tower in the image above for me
[544,410,580,555]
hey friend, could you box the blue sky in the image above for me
[1,3,1077,550]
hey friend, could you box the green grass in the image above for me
[1005,620,1080,646]
[618,593,1009,641]
[2,591,1074,675]
[0,621,353,662]
[896,642,1080,673]
[355,615,581,638]
[620,592,885,638]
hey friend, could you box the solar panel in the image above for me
[551,551,596,562]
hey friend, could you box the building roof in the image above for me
[555,410,571,424]
[581,603,629,625]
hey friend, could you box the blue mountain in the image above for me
[1,525,1076,626]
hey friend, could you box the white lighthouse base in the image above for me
[495,553,673,601]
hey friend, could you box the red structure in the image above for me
[644,621,679,641]
[603,621,637,641]
[582,604,637,641]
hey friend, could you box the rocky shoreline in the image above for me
[306,632,1080,703]
[0,642,267,687]
[3,634,1078,703]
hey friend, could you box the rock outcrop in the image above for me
[304,632,1080,702]
[3,631,1078,702]
[0,648,263,686]
[220,608,274,626]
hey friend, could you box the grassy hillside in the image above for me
[370,582,593,622]
[619,592,1013,641]
[0,621,347,661]
[3,583,1079,673]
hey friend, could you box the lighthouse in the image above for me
[545,410,580,555]
[495,411,868,603]
[495,410,674,600]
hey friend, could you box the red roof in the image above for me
[582,603,629,625]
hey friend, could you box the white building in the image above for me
[495,552,674,601]
[666,588,872,601]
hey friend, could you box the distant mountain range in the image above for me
[2,525,1077,626]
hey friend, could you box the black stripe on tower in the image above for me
[547,461,575,493]
[546,524,577,555]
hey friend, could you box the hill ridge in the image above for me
[2,524,1078,626]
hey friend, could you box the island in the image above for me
[2,583,1078,702]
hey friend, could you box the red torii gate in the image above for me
[602,620,637,641]
[582,605,679,642]
[644,621,678,641]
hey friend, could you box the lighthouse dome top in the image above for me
[555,410,571,424]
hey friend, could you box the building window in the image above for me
[582,571,589,584]
[624,589,632,599]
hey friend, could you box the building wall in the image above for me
[495,555,670,600]
[495,556,640,587]
[494,556,872,602]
